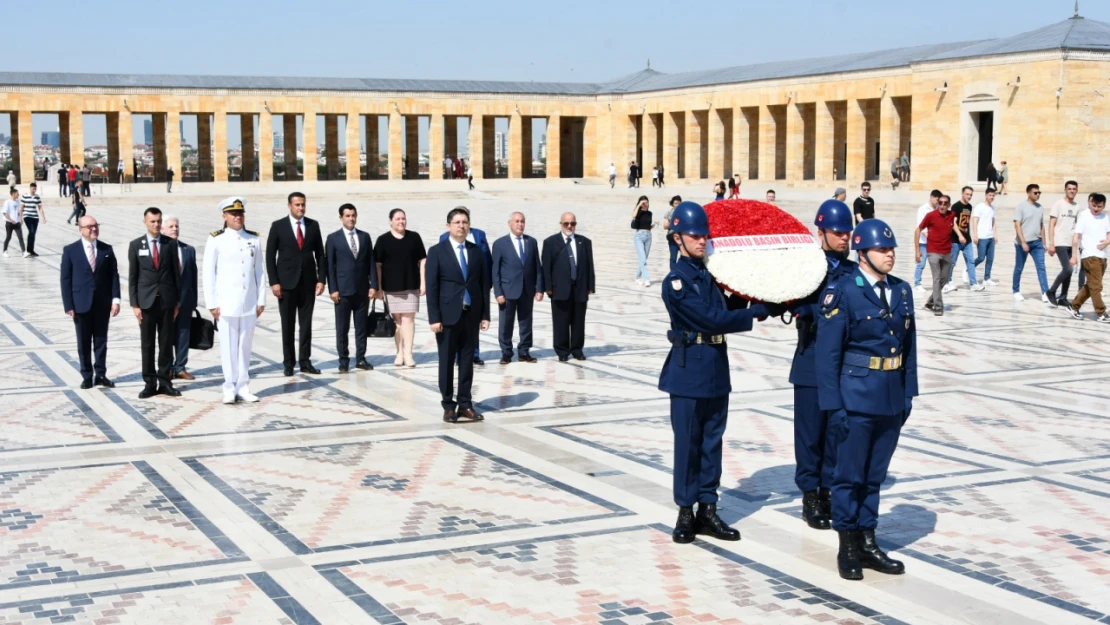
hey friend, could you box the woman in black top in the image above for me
[631,195,656,287]
[374,209,426,366]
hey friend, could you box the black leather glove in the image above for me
[763,301,788,318]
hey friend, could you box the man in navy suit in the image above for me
[326,203,378,372]
[60,215,121,389]
[492,211,543,364]
[439,207,492,365]
[427,207,491,423]
[164,216,199,381]
[542,212,596,361]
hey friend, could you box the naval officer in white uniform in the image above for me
[203,197,266,404]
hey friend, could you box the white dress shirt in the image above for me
[514,235,526,261]
[450,237,469,270]
[289,215,305,238]
[82,237,121,305]
[563,233,577,263]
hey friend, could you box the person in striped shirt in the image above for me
[20,182,44,257]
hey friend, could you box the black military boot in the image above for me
[694,502,740,541]
[837,530,864,580]
[859,529,905,575]
[672,506,696,544]
[819,487,832,518]
[801,490,831,530]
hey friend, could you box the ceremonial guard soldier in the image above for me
[790,200,857,530]
[203,197,267,405]
[659,201,785,544]
[815,218,917,580]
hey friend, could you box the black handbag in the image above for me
[368,298,397,338]
[189,309,215,350]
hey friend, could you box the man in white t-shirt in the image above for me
[1047,180,1085,306]
[971,189,999,286]
[444,156,454,179]
[913,190,942,292]
[1067,192,1110,322]
[2,187,26,258]
[608,163,617,188]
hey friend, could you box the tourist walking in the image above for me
[6,170,15,187]
[853,182,875,225]
[985,162,999,192]
[466,166,474,190]
[945,186,983,292]
[1067,193,1110,322]
[374,209,427,367]
[167,166,175,193]
[609,163,617,188]
[915,194,954,315]
[658,165,665,187]
[67,187,88,225]
[631,196,655,287]
[651,166,659,187]
[3,187,26,258]
[58,163,68,197]
[68,165,78,196]
[1012,184,1050,303]
[662,195,683,271]
[912,190,941,293]
[998,161,1009,195]
[900,151,910,181]
[81,164,91,195]
[20,182,43,257]
[1046,181,1084,306]
[972,189,998,286]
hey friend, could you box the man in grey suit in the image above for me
[164,216,198,380]
[325,203,378,372]
[128,207,180,398]
[492,211,543,364]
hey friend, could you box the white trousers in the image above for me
[218,315,255,395]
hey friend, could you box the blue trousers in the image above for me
[667,237,679,271]
[913,243,927,286]
[1013,239,1049,294]
[974,238,995,280]
[829,410,902,531]
[670,395,729,507]
[173,308,191,374]
[947,241,977,285]
[633,230,652,281]
[793,386,836,493]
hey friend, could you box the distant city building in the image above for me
[273,132,284,149]
[0,133,8,146]
[494,132,506,161]
[538,133,547,160]
[143,119,153,145]
[41,131,61,148]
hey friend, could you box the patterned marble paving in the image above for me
[0,391,121,451]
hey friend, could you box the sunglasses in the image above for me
[226,210,245,216]
[562,221,577,226]
[1032,191,1042,195]
[938,202,951,206]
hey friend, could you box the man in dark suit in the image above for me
[326,203,378,373]
[164,216,198,381]
[492,211,543,364]
[426,207,491,423]
[61,216,121,389]
[266,191,326,376]
[438,207,492,365]
[129,207,181,398]
[542,212,595,361]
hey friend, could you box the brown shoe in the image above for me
[443,408,458,423]
[499,356,512,365]
[518,354,537,363]
[457,408,484,421]
[175,370,195,380]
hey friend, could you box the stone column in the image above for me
[521,117,533,178]
[166,111,181,180]
[879,95,900,181]
[366,115,380,179]
[283,114,298,181]
[643,113,659,173]
[815,101,834,184]
[546,115,560,178]
[429,113,443,180]
[259,110,273,182]
[663,112,679,180]
[345,114,360,181]
[14,111,33,185]
[213,111,228,183]
[759,106,777,181]
[107,113,120,183]
[198,114,213,182]
[708,109,725,180]
[403,116,419,179]
[240,114,255,182]
[846,100,866,184]
[509,112,524,179]
[685,111,703,180]
[325,114,340,180]
[117,109,134,182]
[66,109,84,169]
[388,110,403,180]
[444,116,458,163]
[302,113,317,182]
[482,116,495,178]
[733,108,749,181]
[786,103,805,183]
[153,114,167,181]
[59,112,72,164]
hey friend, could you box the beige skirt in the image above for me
[385,289,421,314]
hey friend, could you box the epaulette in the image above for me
[244,229,259,236]
[210,228,224,237]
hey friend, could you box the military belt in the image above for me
[666,331,725,368]
[843,352,903,371]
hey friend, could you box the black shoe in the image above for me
[923,302,935,311]
[519,354,537,363]
[355,359,373,371]
[859,529,905,575]
[802,490,831,530]
[28,251,38,257]
[300,363,321,374]
[572,353,587,361]
[1046,292,1059,306]
[819,487,832,518]
[283,366,294,376]
[473,357,485,366]
[672,506,696,544]
[1057,295,1071,308]
[499,356,512,365]
[837,530,864,580]
[138,387,157,399]
[94,376,115,388]
[80,379,93,389]
[694,502,740,541]
[557,355,570,362]
[337,363,349,373]
[159,385,182,397]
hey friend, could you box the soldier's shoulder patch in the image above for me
[210,228,224,237]
[671,278,682,291]
[819,285,841,317]
[244,229,259,236]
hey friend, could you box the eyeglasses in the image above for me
[938,202,950,206]
[561,221,577,226]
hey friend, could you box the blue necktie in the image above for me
[458,243,471,306]
[566,236,577,281]
[517,236,526,265]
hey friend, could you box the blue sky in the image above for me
[4,0,1103,148]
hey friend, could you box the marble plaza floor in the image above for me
[1,179,1108,624]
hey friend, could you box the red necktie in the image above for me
[296,222,304,250]
[152,239,160,269]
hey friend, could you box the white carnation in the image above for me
[705,248,827,303]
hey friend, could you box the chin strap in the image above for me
[857,249,890,278]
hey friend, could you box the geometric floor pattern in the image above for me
[2,181,1109,625]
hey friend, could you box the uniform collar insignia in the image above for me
[855,276,865,287]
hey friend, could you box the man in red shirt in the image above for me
[914,194,955,316]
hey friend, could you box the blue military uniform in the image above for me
[659,201,779,544]
[790,250,857,495]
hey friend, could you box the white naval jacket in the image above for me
[203,227,267,317]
